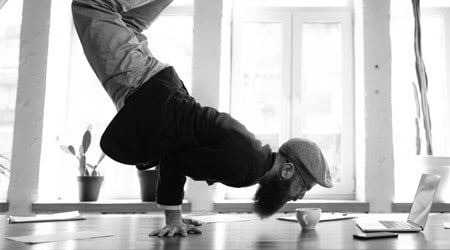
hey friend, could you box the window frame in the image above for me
[226,5,355,200]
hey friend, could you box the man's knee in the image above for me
[72,0,131,13]
[71,0,88,9]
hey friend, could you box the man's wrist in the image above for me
[157,204,182,210]
[165,209,182,225]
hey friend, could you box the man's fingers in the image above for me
[187,226,202,235]
[158,227,170,237]
[167,228,177,237]
[149,224,201,238]
[149,229,160,237]
[190,219,203,226]
[182,218,203,226]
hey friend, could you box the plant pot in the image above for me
[77,176,104,202]
[416,156,450,203]
[137,169,158,202]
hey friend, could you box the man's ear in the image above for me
[280,162,295,180]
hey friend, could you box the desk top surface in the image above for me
[1,213,449,250]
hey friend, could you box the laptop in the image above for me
[356,173,440,232]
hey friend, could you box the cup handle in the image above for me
[302,214,309,226]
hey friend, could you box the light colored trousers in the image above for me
[72,0,173,110]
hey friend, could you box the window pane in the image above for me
[144,15,193,91]
[171,0,193,6]
[422,16,448,155]
[300,23,343,184]
[421,0,450,7]
[391,7,450,200]
[0,0,23,199]
[235,0,348,7]
[227,21,282,199]
[232,22,283,148]
[392,13,449,158]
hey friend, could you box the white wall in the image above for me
[359,0,395,212]
[185,0,227,212]
[7,0,52,216]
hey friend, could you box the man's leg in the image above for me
[71,0,171,108]
[122,0,173,34]
[121,0,174,63]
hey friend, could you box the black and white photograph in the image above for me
[1,0,450,249]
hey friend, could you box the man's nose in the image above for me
[297,192,305,200]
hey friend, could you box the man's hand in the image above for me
[149,210,202,237]
[149,221,202,237]
[182,217,203,227]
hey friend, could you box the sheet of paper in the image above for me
[277,213,358,222]
[6,231,114,244]
[444,222,450,229]
[8,211,85,224]
[188,214,250,223]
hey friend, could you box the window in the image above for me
[392,1,450,201]
[420,9,450,156]
[39,0,193,200]
[0,0,22,200]
[224,1,354,200]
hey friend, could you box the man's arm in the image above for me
[149,159,202,237]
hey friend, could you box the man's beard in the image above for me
[253,176,291,219]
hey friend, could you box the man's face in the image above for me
[253,164,313,219]
[253,175,292,219]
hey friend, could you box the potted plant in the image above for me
[137,164,159,202]
[411,0,450,202]
[59,125,106,201]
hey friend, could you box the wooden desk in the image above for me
[1,213,450,249]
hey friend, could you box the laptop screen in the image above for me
[407,174,440,228]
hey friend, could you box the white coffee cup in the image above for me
[295,208,321,230]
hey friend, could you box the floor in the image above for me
[2,213,450,250]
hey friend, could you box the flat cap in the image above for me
[278,138,333,188]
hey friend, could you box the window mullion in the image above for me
[291,12,304,139]
[445,9,450,154]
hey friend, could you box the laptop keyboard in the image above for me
[379,220,417,229]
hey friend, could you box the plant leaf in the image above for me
[0,163,10,171]
[412,0,433,155]
[0,163,10,177]
[0,154,9,161]
[82,168,90,176]
[79,144,84,157]
[0,168,9,178]
[81,127,92,155]
[97,152,106,165]
[86,163,94,169]
[60,145,76,156]
[79,156,87,176]
[68,145,76,155]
